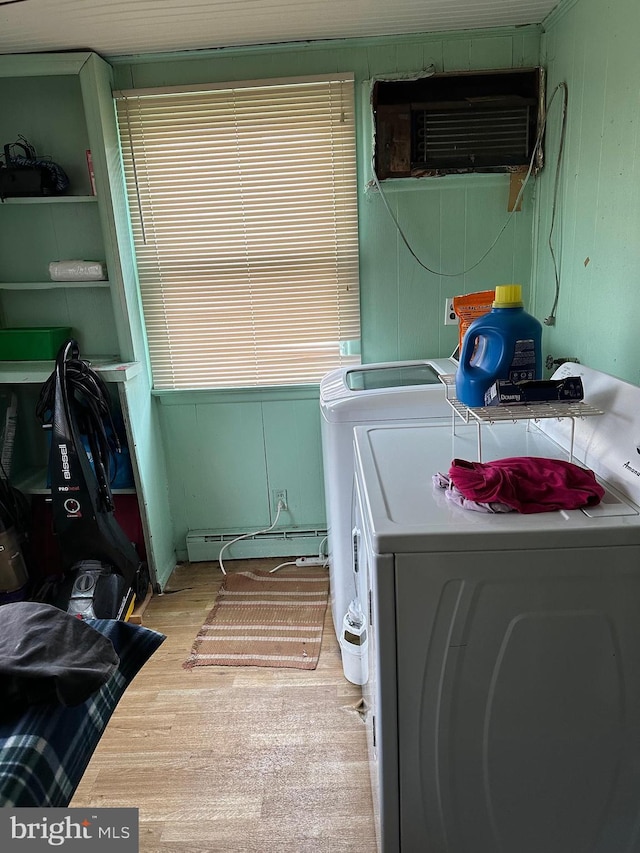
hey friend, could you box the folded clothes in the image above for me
[447,456,605,514]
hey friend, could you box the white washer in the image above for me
[353,363,640,853]
[319,358,456,645]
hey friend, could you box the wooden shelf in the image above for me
[0,358,142,384]
[0,281,110,290]
[0,195,98,204]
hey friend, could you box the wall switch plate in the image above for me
[444,299,459,326]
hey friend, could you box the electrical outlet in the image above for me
[273,489,288,511]
[444,298,459,326]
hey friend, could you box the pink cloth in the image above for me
[448,456,605,514]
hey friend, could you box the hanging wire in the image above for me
[543,82,569,326]
[370,81,569,282]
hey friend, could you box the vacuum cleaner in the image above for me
[36,340,149,620]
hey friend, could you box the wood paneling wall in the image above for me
[535,0,640,384]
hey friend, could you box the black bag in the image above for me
[0,139,69,200]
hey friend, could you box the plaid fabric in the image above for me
[0,618,165,807]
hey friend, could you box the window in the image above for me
[115,75,360,390]
[373,68,544,179]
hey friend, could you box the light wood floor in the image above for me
[71,559,378,853]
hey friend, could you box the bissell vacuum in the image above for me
[36,340,149,620]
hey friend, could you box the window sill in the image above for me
[152,384,321,405]
[365,172,512,194]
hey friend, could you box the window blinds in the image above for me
[115,74,360,390]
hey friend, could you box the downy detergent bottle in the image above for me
[455,284,542,408]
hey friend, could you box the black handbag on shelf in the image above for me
[0,138,69,200]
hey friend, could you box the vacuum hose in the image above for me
[36,340,120,513]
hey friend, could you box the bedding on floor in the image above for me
[0,605,165,807]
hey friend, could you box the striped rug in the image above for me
[183,568,329,670]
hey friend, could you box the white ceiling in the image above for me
[0,0,560,59]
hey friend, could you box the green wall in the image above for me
[535,0,640,384]
[111,26,542,556]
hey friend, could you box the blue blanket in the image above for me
[0,617,165,807]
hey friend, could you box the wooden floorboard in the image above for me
[71,559,378,853]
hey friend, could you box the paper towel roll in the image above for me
[49,260,107,282]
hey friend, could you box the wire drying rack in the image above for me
[439,374,604,462]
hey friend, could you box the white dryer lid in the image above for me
[353,420,640,556]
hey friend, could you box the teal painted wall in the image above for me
[535,0,640,384]
[158,389,324,545]
[111,26,542,555]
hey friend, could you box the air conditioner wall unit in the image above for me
[373,67,545,179]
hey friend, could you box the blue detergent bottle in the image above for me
[455,284,542,408]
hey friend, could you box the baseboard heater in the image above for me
[185,527,328,563]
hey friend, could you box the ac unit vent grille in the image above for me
[414,105,532,169]
[372,68,544,179]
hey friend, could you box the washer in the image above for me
[352,362,640,852]
[319,358,456,646]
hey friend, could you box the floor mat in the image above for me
[183,568,329,670]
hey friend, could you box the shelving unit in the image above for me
[439,374,604,461]
[0,198,108,288]
[0,51,177,590]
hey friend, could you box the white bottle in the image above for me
[339,599,369,685]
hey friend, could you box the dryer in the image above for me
[353,363,640,853]
[319,358,455,648]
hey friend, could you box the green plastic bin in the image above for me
[0,327,73,360]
